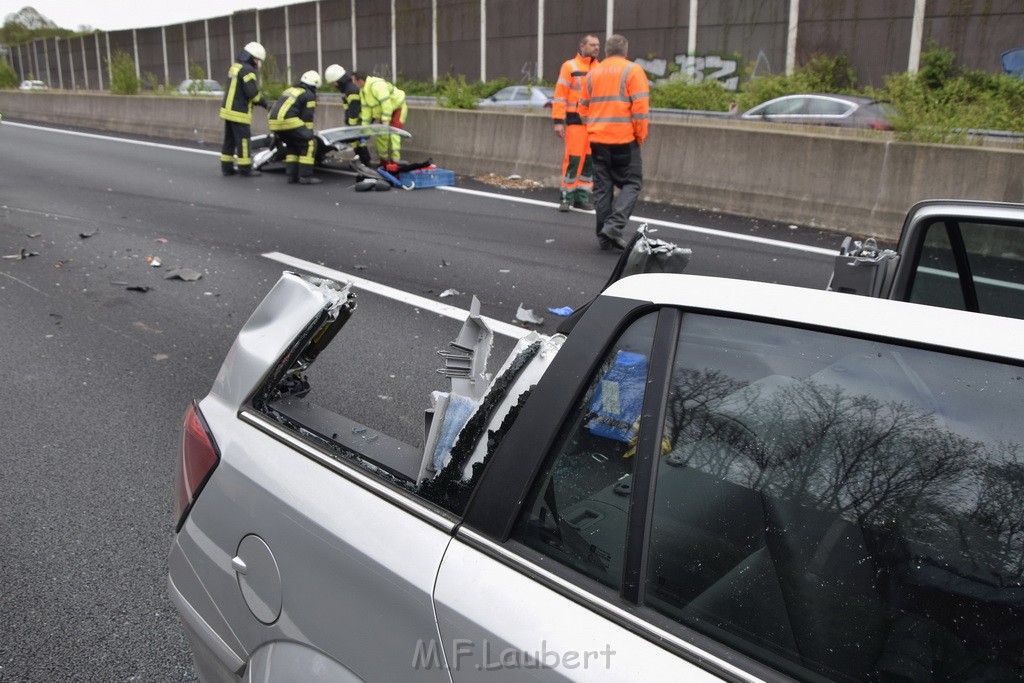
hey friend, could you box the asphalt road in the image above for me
[0,121,840,681]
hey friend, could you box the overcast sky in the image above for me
[1,1,305,32]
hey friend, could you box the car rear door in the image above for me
[434,279,1024,681]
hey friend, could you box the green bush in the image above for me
[650,79,734,111]
[435,75,479,109]
[109,50,140,95]
[397,78,437,96]
[259,53,287,102]
[736,53,858,110]
[0,58,17,89]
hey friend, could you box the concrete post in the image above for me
[106,33,112,86]
[43,38,52,87]
[432,0,438,82]
[391,0,397,80]
[162,26,169,88]
[55,38,63,89]
[133,29,140,80]
[537,0,544,81]
[68,39,76,90]
[908,0,926,74]
[95,33,104,90]
[81,37,89,89]
[786,0,799,75]
[316,1,323,75]
[204,20,211,82]
[183,24,189,80]
[687,0,697,56]
[285,6,292,83]
[606,0,614,39]
[229,16,235,64]
[480,0,486,82]
[351,0,358,70]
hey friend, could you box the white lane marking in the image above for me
[0,270,49,296]
[262,251,533,340]
[7,121,838,256]
[919,266,1024,292]
[4,121,218,156]
[440,185,837,256]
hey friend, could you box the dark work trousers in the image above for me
[279,128,316,180]
[220,121,254,175]
[591,141,643,242]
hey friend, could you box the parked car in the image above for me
[739,93,893,130]
[175,79,224,96]
[17,79,47,91]
[478,85,554,109]
[170,222,1024,681]
[1001,47,1024,78]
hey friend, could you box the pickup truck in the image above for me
[169,224,1024,682]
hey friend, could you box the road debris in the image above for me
[3,249,38,260]
[53,259,70,268]
[547,306,574,316]
[155,237,169,244]
[146,256,162,267]
[164,268,203,281]
[79,230,97,239]
[439,288,460,298]
[126,285,152,293]
[26,232,40,238]
[515,304,544,325]
[473,173,543,190]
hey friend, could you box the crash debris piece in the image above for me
[439,288,460,298]
[26,232,40,238]
[153,353,169,361]
[547,306,574,316]
[146,256,162,267]
[515,304,544,325]
[164,268,202,281]
[79,230,97,239]
[126,285,151,292]
[3,249,38,260]
[155,237,169,244]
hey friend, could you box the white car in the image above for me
[478,85,554,109]
[18,79,47,91]
[169,229,1024,681]
[175,79,224,96]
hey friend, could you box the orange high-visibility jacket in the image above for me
[580,56,650,145]
[552,53,598,124]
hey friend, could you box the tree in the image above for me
[0,6,71,45]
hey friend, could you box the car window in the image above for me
[645,313,1024,680]
[760,98,805,116]
[513,313,658,590]
[806,97,852,116]
[491,87,515,101]
[908,219,1024,320]
[510,87,529,101]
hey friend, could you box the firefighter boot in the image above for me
[298,167,322,185]
[221,160,236,176]
[285,162,299,184]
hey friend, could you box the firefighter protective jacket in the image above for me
[359,76,406,124]
[552,52,597,126]
[337,75,362,126]
[219,53,266,124]
[268,83,317,132]
[580,56,650,145]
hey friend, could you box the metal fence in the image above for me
[6,0,1022,92]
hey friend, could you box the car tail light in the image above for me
[175,402,220,531]
[868,120,893,131]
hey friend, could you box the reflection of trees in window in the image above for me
[664,369,1024,578]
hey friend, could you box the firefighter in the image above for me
[579,34,650,250]
[324,63,372,168]
[219,41,268,177]
[268,70,323,185]
[350,71,407,168]
[552,33,600,212]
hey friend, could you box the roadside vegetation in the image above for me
[0,58,18,88]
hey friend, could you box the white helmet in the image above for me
[244,42,266,61]
[300,70,322,89]
[325,64,346,84]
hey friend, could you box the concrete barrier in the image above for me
[2,91,1022,240]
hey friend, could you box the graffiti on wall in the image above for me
[636,53,740,91]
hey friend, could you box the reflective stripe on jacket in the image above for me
[552,53,597,125]
[268,85,317,132]
[360,76,405,123]
[580,56,650,145]
[219,62,265,124]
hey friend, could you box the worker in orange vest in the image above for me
[552,33,600,212]
[579,34,649,250]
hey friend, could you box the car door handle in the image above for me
[231,556,248,575]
